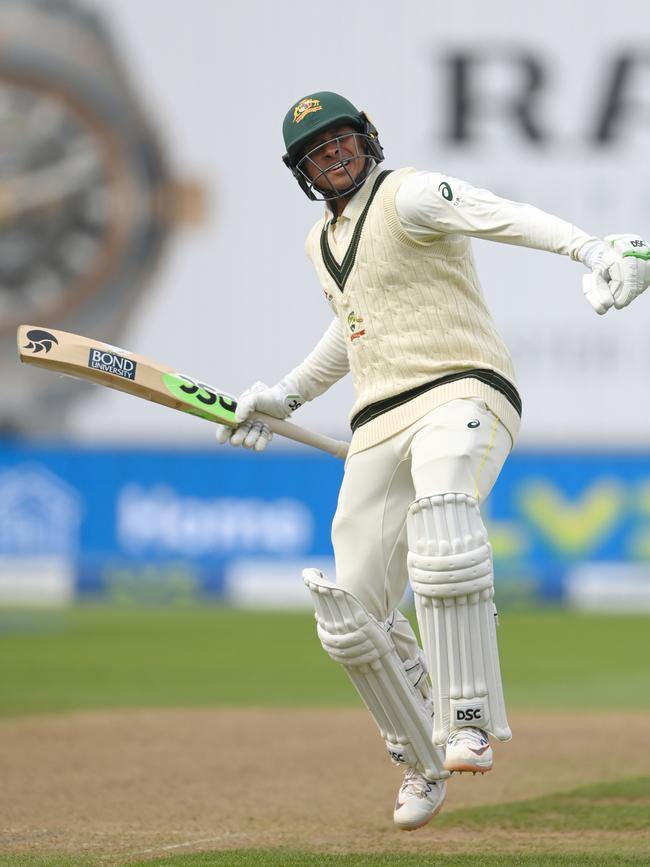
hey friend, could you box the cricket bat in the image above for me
[17,326,349,460]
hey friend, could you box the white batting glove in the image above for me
[214,379,305,452]
[214,416,273,452]
[583,234,650,315]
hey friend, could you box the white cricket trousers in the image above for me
[331,397,513,663]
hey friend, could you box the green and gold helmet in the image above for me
[282,90,384,201]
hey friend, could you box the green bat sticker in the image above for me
[163,373,238,425]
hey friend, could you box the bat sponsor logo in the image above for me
[162,373,238,424]
[23,329,58,354]
[88,348,137,380]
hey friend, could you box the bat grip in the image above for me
[255,413,349,460]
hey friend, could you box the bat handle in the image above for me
[255,413,349,460]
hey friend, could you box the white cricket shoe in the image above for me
[444,726,493,773]
[393,767,447,831]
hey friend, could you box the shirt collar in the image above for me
[324,163,384,224]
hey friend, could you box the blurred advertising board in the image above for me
[0,444,649,609]
[5,1,648,450]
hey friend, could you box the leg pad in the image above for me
[408,493,511,744]
[303,568,448,781]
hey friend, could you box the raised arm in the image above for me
[395,172,649,314]
[396,171,598,258]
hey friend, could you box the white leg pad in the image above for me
[407,493,511,745]
[303,568,448,781]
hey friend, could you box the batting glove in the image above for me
[583,234,650,315]
[214,379,305,452]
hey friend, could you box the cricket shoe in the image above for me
[444,726,493,773]
[393,767,447,831]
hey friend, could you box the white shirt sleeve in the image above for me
[285,317,349,402]
[395,170,599,263]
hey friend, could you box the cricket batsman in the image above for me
[215,91,650,830]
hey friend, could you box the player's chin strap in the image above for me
[303,569,448,782]
[407,493,512,746]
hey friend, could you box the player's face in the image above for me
[301,124,366,192]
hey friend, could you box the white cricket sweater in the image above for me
[296,165,597,456]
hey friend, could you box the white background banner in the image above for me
[66,0,650,447]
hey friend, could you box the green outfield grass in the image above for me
[2,855,649,867]
[0,605,649,716]
[2,776,650,865]
[2,606,649,866]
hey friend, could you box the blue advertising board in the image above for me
[0,444,343,603]
[0,443,649,606]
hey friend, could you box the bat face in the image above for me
[162,373,238,425]
[17,325,240,428]
[16,324,348,459]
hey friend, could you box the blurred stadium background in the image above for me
[2,2,650,864]
[2,0,649,614]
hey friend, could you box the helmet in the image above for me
[282,91,384,201]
